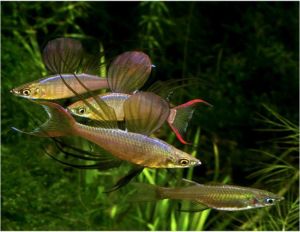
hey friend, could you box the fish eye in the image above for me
[178,158,189,166]
[264,197,275,204]
[22,89,31,96]
[77,107,86,115]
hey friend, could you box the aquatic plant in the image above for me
[2,1,298,230]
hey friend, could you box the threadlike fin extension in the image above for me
[59,73,117,129]
[104,166,144,193]
[52,138,105,158]
[43,147,121,170]
[168,99,212,144]
[12,101,76,137]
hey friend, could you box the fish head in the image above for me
[242,189,284,209]
[166,148,201,168]
[252,190,284,208]
[67,100,94,119]
[10,82,45,99]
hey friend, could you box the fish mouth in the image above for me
[10,89,18,95]
[192,159,202,166]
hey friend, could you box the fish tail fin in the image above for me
[12,101,76,137]
[168,99,212,144]
[127,183,164,202]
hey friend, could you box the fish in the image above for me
[12,92,201,169]
[128,181,284,211]
[11,37,210,143]
[10,73,108,100]
[10,38,152,100]
[67,92,210,144]
[11,38,110,100]
[64,45,211,144]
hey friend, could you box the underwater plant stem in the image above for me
[12,30,45,73]
[213,139,220,181]
[187,127,201,180]
[99,42,106,78]
[277,170,299,196]
[195,209,211,231]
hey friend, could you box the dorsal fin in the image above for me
[107,51,152,93]
[42,37,84,74]
[123,92,170,135]
[42,37,101,75]
[180,178,202,186]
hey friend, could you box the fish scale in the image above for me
[16,101,201,169]
[131,183,284,211]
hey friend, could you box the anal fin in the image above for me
[177,200,209,212]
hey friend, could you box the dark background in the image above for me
[1,2,299,230]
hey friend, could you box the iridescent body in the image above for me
[75,125,200,168]
[10,37,210,144]
[68,93,178,122]
[67,93,209,144]
[10,74,108,100]
[131,183,284,211]
[14,101,201,169]
[69,93,129,121]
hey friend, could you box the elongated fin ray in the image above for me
[59,73,118,128]
[44,147,122,170]
[54,139,113,161]
[104,166,144,193]
[107,51,152,93]
[124,92,170,135]
[53,138,108,158]
[168,99,212,144]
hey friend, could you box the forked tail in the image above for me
[168,99,212,144]
[12,101,76,137]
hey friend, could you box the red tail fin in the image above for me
[168,99,211,144]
